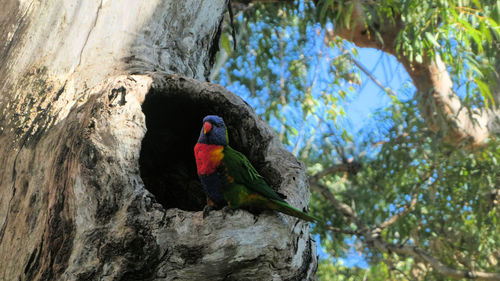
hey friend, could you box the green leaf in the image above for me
[344,1,355,29]
[424,32,440,48]
[221,33,232,55]
[475,79,494,107]
[415,53,423,64]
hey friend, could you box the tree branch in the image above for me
[379,242,500,280]
[326,225,359,235]
[310,161,361,183]
[378,193,418,229]
[350,56,396,97]
[309,181,365,230]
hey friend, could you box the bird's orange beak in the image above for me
[203,122,212,134]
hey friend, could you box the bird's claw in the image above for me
[203,205,215,219]
[222,206,235,216]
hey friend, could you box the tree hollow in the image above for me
[139,90,208,211]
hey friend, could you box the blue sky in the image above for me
[342,47,413,132]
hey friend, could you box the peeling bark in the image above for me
[0,0,317,280]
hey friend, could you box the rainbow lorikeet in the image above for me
[194,115,316,222]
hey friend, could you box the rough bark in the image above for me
[0,0,317,280]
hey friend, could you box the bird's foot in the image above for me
[222,206,235,216]
[203,205,216,219]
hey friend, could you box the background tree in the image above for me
[216,0,500,279]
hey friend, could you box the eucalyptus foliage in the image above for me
[312,100,500,280]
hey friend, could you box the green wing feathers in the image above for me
[223,146,284,202]
[222,145,317,222]
[268,199,317,222]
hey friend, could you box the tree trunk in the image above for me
[0,1,317,280]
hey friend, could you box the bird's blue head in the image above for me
[197,115,229,145]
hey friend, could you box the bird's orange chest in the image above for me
[194,143,224,175]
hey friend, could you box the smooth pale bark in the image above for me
[0,1,317,280]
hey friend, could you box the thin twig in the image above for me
[310,162,361,183]
[378,193,418,229]
[326,225,359,235]
[351,57,397,97]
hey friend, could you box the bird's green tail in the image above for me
[269,199,318,222]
